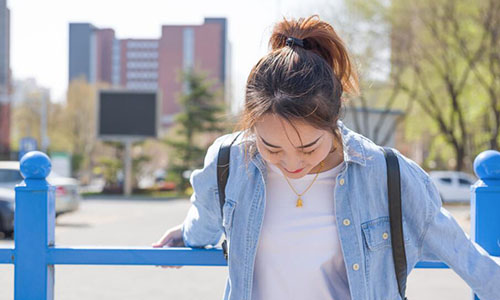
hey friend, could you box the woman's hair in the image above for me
[235,15,359,163]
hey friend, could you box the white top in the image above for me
[251,161,351,300]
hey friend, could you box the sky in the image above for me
[8,0,343,112]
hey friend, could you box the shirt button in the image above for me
[343,219,351,226]
[382,232,389,240]
[353,263,360,271]
[339,178,345,185]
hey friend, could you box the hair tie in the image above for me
[286,37,305,48]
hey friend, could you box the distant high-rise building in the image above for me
[68,17,230,128]
[68,23,97,84]
[0,0,11,155]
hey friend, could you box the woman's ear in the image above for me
[329,131,340,153]
[329,143,336,153]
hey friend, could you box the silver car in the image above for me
[429,170,477,203]
[0,161,80,217]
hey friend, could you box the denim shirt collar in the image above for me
[337,120,367,167]
[249,120,367,176]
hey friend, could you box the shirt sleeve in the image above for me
[419,176,500,300]
[181,135,229,248]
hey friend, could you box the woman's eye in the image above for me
[268,149,316,155]
[303,149,316,155]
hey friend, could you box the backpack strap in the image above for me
[216,132,242,261]
[383,147,409,300]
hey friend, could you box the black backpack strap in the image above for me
[383,147,408,300]
[216,132,242,261]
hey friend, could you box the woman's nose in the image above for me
[281,159,304,171]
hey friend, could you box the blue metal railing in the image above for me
[1,150,499,299]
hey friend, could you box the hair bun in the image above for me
[269,15,359,95]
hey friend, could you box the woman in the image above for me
[152,15,500,300]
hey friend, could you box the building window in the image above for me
[127,41,159,49]
[126,72,158,80]
[183,27,194,71]
[126,51,158,59]
[112,39,121,86]
[126,61,158,69]
[126,81,158,90]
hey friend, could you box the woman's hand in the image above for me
[152,223,185,269]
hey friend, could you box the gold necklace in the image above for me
[282,161,325,207]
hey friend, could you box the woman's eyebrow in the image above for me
[259,134,323,149]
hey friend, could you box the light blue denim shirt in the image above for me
[181,120,500,300]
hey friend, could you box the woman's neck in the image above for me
[308,140,345,174]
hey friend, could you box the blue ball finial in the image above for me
[473,150,500,180]
[19,151,52,179]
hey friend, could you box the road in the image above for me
[0,198,476,299]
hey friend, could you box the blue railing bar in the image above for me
[414,261,449,268]
[46,246,228,266]
[0,247,14,264]
[3,245,498,268]
[47,246,454,268]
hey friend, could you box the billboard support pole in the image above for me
[96,89,161,197]
[124,140,132,196]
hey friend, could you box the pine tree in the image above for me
[163,69,227,192]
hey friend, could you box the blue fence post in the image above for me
[471,150,500,300]
[14,151,55,300]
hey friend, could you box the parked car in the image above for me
[0,187,14,236]
[0,161,81,217]
[429,171,477,203]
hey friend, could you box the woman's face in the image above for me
[254,113,336,179]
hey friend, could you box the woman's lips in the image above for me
[286,167,304,174]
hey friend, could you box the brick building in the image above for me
[0,0,11,156]
[69,18,229,127]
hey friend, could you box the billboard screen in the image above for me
[98,90,159,140]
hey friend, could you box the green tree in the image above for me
[321,0,500,171]
[64,78,98,179]
[163,69,227,192]
[317,2,417,146]
[390,0,500,171]
[454,0,500,151]
[97,141,151,192]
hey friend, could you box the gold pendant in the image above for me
[296,196,303,207]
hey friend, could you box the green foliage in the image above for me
[96,141,151,189]
[71,153,84,177]
[390,0,500,170]
[97,156,122,187]
[163,69,227,191]
[132,152,152,187]
[336,0,500,171]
